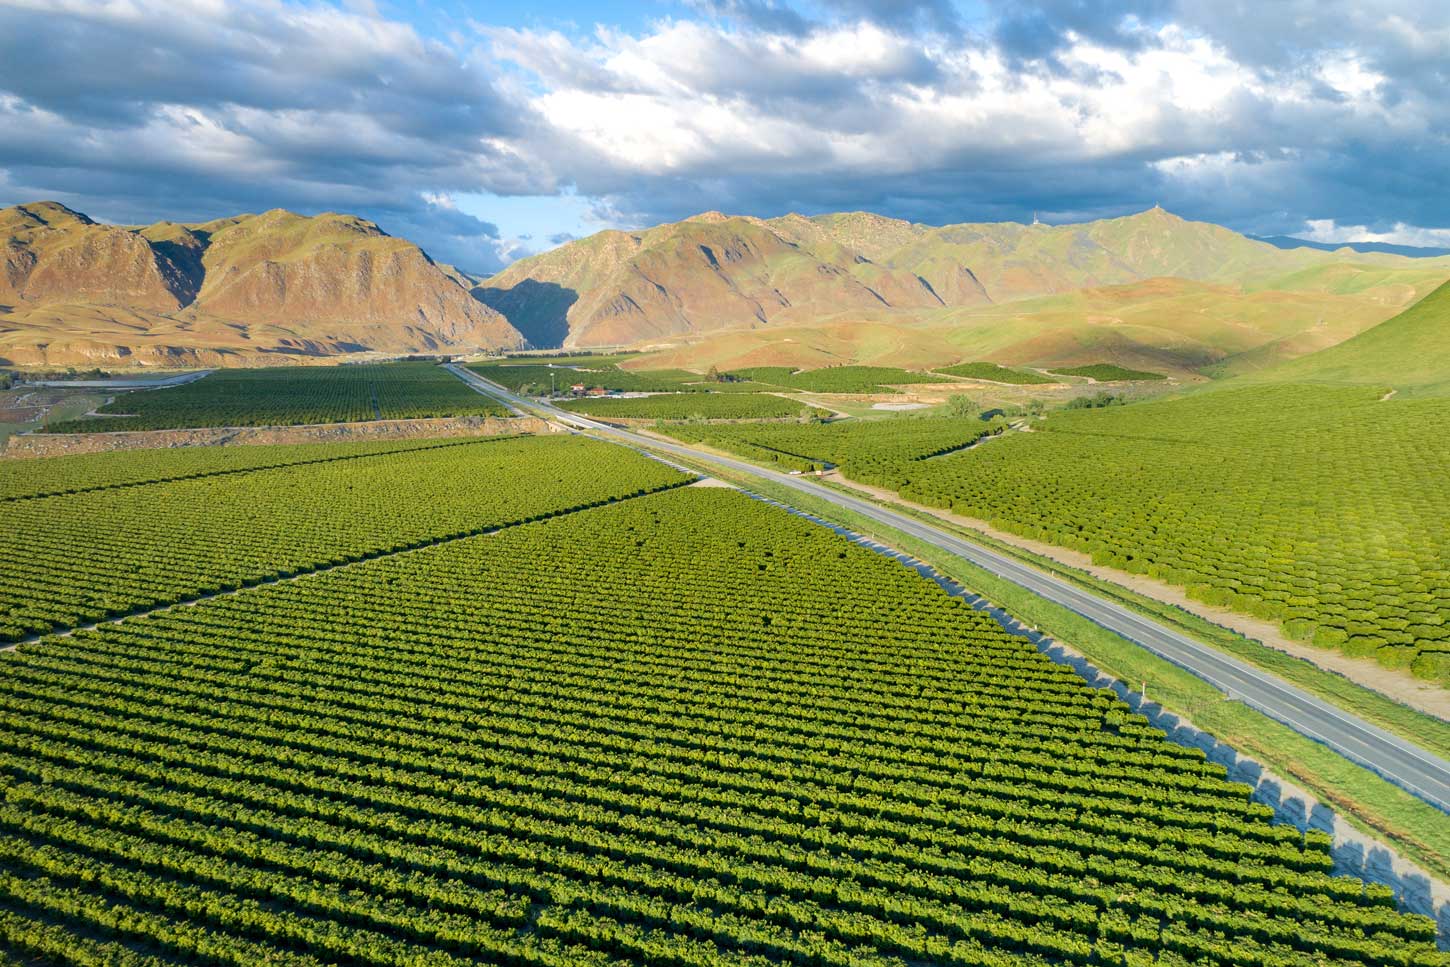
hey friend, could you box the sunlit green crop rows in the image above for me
[46,362,507,431]
[560,393,824,420]
[0,436,491,502]
[471,362,949,398]
[469,362,710,394]
[935,362,1056,385]
[898,385,1450,682]
[0,435,687,640]
[0,487,1436,966]
[1047,364,1165,382]
[729,365,950,393]
[664,415,1000,474]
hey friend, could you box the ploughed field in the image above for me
[44,362,507,431]
[0,435,1441,965]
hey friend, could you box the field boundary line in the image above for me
[445,369,1450,815]
[0,436,526,504]
[2,477,695,653]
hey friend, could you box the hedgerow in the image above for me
[45,362,506,432]
[0,486,1435,965]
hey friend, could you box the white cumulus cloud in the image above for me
[1,0,1447,266]
[1299,219,1450,249]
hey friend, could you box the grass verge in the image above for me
[814,478,1450,762]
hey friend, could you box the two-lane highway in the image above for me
[447,363,1450,812]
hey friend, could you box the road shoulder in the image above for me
[823,471,1450,722]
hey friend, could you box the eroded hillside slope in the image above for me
[0,203,523,368]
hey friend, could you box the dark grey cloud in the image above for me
[990,0,1450,96]
[0,0,532,272]
[3,0,1448,269]
[989,0,1173,60]
[366,202,504,271]
[0,4,515,137]
[819,0,963,35]
[687,0,812,34]
[557,152,1177,236]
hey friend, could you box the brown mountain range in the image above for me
[0,202,522,368]
[478,207,1450,374]
[5,201,1449,374]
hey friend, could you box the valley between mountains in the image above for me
[5,201,1448,376]
[5,198,1450,962]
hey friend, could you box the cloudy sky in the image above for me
[2,0,1447,272]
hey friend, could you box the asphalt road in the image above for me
[447,365,1450,813]
[24,370,213,390]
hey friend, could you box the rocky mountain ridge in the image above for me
[0,202,523,368]
[478,206,1450,353]
[6,200,1448,373]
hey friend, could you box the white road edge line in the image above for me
[446,364,1450,814]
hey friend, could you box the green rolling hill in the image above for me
[1247,280,1450,395]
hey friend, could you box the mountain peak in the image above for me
[3,200,95,230]
[1,201,524,367]
[477,202,1441,357]
[1131,204,1182,222]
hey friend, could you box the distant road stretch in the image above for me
[26,370,213,390]
[447,364,1450,812]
